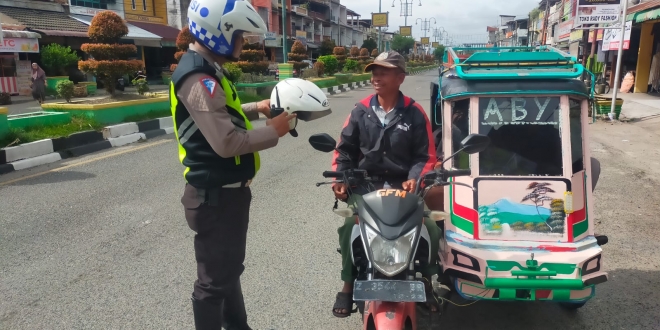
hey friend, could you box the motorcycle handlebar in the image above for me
[322,171,344,178]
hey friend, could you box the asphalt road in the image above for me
[1,72,659,329]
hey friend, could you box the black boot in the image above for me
[192,297,223,330]
[222,281,252,330]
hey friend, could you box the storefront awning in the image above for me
[0,6,90,38]
[630,8,660,23]
[1,30,41,39]
[127,21,180,47]
[626,0,660,22]
[71,15,162,47]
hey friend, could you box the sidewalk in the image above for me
[4,85,170,116]
[605,92,660,120]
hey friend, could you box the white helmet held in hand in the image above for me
[187,0,267,57]
[270,78,332,137]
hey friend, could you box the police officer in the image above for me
[171,0,296,329]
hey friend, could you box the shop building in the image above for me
[627,0,660,94]
[0,30,41,96]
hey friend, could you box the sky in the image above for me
[346,0,540,45]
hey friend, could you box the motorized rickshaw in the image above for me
[429,46,608,309]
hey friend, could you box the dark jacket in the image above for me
[332,93,436,182]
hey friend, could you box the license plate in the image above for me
[353,280,426,302]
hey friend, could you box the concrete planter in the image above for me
[78,82,98,95]
[41,96,169,124]
[0,107,8,139]
[8,112,71,130]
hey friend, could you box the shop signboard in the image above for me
[557,18,573,41]
[16,60,32,96]
[601,20,631,51]
[576,0,621,25]
[0,38,39,53]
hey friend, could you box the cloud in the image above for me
[345,0,539,44]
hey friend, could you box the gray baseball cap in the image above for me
[364,50,407,73]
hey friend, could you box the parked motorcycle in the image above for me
[309,132,490,330]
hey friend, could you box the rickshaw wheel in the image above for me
[559,301,587,310]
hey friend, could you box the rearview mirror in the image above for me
[309,133,337,153]
[459,134,490,154]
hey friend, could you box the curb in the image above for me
[322,80,372,96]
[0,74,430,176]
[0,117,173,175]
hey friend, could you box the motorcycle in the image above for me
[309,132,491,330]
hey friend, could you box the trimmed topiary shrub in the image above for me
[78,11,143,95]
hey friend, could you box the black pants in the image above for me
[181,184,252,304]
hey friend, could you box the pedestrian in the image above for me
[30,63,46,104]
[330,50,442,317]
[171,0,296,329]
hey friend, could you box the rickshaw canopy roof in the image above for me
[439,46,592,99]
[440,70,591,100]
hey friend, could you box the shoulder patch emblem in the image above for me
[200,77,217,97]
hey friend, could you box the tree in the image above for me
[320,38,336,56]
[288,40,309,73]
[41,44,80,76]
[318,55,339,75]
[361,38,378,53]
[349,46,360,59]
[391,35,415,54]
[358,48,370,62]
[522,182,556,230]
[433,45,446,61]
[171,26,195,71]
[238,47,269,75]
[78,11,143,95]
[333,46,347,69]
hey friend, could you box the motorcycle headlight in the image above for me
[364,225,416,277]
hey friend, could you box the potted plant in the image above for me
[40,44,80,96]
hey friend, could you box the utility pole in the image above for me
[610,0,630,118]
[282,0,288,62]
[541,0,551,45]
[378,0,382,52]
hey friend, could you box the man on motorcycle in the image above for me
[331,50,441,317]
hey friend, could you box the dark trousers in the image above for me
[182,183,252,324]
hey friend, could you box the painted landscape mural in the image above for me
[478,181,567,240]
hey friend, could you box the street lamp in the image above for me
[416,17,436,54]
[392,0,421,26]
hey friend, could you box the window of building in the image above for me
[0,56,16,78]
[131,0,136,10]
[70,0,108,9]
[143,0,148,11]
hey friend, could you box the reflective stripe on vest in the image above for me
[218,75,260,171]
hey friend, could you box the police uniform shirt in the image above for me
[176,43,279,157]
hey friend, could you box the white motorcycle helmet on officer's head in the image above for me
[270,78,332,137]
[187,0,266,60]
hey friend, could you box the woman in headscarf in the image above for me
[30,63,47,104]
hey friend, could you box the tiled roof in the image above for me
[128,21,180,41]
[0,6,89,34]
[628,0,660,15]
